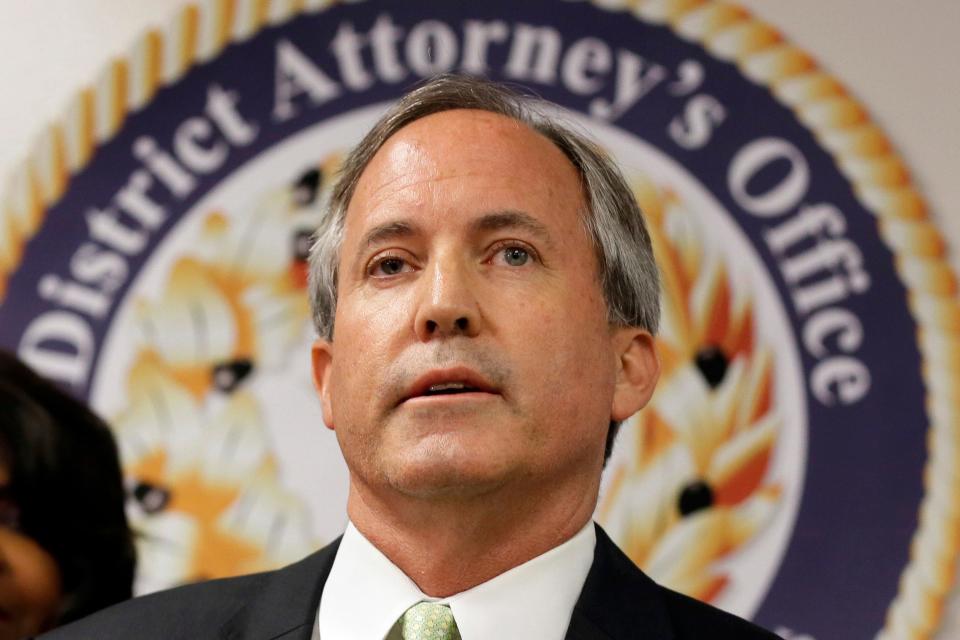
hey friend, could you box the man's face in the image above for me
[313,109,654,502]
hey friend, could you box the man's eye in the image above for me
[487,242,537,268]
[503,247,529,266]
[370,256,409,276]
[494,245,534,267]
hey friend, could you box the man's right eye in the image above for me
[369,255,409,277]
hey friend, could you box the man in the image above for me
[44,75,780,639]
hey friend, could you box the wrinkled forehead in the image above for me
[346,109,586,225]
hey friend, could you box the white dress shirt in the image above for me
[316,520,596,640]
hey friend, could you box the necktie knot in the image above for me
[399,601,461,640]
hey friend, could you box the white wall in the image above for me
[0,0,183,198]
[737,0,960,273]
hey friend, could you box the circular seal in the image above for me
[1,1,956,638]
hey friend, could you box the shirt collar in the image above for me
[318,520,596,640]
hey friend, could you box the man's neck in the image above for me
[346,474,600,597]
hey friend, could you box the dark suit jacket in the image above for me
[42,525,781,639]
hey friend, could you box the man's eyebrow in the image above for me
[472,210,555,247]
[360,220,419,250]
[356,211,554,254]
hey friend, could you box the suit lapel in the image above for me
[565,525,673,640]
[219,537,342,640]
[217,526,670,639]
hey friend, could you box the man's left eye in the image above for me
[500,247,530,267]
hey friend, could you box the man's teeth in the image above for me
[429,382,467,392]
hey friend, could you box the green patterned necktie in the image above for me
[397,601,462,640]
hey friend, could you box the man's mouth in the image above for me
[422,382,481,396]
[402,367,500,404]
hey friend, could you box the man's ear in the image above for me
[311,339,336,431]
[610,328,660,422]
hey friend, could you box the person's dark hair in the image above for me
[0,350,135,625]
[308,74,661,460]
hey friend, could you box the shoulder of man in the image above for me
[658,587,783,639]
[38,538,341,640]
[38,570,270,640]
[574,525,782,640]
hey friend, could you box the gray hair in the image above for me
[308,74,660,343]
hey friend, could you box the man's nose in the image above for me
[413,258,482,341]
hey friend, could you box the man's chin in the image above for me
[382,456,516,502]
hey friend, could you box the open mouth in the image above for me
[421,382,482,396]
[402,368,500,404]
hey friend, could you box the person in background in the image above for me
[0,351,134,639]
